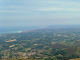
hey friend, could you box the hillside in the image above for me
[0,27,80,59]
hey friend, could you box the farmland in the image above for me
[0,27,80,60]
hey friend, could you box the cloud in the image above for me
[39,7,80,12]
[39,8,63,11]
[0,0,80,26]
[0,10,28,13]
[1,0,80,13]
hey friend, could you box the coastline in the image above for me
[0,31,23,34]
[0,26,47,34]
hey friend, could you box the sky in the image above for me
[0,0,80,27]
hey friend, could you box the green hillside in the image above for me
[0,27,80,60]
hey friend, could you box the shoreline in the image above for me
[0,26,47,35]
[0,31,23,35]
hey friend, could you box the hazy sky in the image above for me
[0,0,80,27]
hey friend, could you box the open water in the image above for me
[1,25,80,34]
[0,26,42,34]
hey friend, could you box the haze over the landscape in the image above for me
[0,0,80,27]
[1,0,80,60]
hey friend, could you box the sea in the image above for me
[0,25,80,34]
[0,26,43,34]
